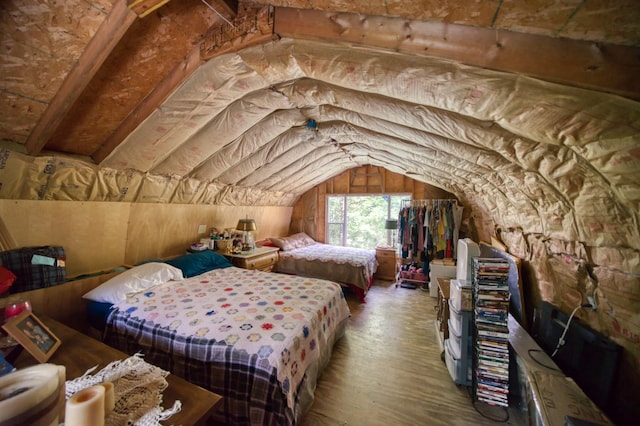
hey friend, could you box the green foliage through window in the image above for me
[327,194,411,249]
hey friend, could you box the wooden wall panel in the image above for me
[290,189,319,240]
[0,200,130,277]
[0,174,444,278]
[0,0,111,145]
[291,166,456,242]
[384,170,408,193]
[125,203,292,265]
[0,200,292,277]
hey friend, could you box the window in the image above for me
[327,194,411,249]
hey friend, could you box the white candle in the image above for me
[65,385,105,426]
[99,381,115,415]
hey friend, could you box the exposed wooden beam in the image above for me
[274,7,640,100]
[200,5,275,61]
[24,0,137,155]
[94,2,250,162]
[128,0,171,18]
[93,45,202,164]
[215,0,239,17]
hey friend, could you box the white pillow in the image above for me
[82,262,184,304]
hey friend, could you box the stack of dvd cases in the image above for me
[472,257,510,407]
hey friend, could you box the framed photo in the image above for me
[2,310,60,363]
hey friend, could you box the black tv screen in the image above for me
[535,302,621,410]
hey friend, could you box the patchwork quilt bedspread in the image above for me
[276,243,378,289]
[104,266,350,424]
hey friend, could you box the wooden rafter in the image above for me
[274,7,640,100]
[200,5,275,61]
[93,45,202,164]
[24,0,137,155]
[128,0,171,18]
[94,2,245,163]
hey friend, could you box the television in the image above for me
[535,302,621,411]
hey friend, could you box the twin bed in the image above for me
[269,233,378,302]
[82,249,352,425]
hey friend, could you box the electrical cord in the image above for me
[467,385,510,422]
[551,303,592,358]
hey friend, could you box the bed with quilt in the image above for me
[82,251,351,425]
[269,233,378,302]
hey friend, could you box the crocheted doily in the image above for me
[64,353,181,426]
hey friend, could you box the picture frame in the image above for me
[2,310,61,363]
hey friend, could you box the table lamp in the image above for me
[236,218,257,252]
[385,219,398,249]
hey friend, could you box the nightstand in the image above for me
[375,247,398,280]
[219,246,279,271]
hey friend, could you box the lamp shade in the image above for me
[236,219,257,232]
[385,219,398,230]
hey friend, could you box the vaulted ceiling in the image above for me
[1,0,639,248]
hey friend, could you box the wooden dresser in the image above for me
[219,246,280,271]
[375,247,398,280]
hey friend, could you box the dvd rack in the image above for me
[472,257,510,407]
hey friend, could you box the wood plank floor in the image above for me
[300,279,525,426]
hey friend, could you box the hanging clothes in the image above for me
[397,199,462,261]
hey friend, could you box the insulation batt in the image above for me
[0,39,638,250]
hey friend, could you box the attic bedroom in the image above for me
[0,0,638,425]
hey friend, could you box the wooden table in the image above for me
[12,316,222,426]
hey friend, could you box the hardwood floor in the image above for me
[300,279,525,426]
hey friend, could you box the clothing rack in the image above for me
[398,198,462,260]
[396,198,463,290]
[401,198,457,208]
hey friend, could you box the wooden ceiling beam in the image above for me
[274,7,640,100]
[200,5,275,61]
[215,0,239,17]
[24,0,137,155]
[128,0,172,18]
[94,3,251,163]
[93,45,202,164]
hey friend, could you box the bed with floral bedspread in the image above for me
[270,233,378,302]
[84,254,350,426]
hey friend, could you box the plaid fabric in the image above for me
[104,313,291,425]
[102,267,351,426]
[0,246,66,292]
